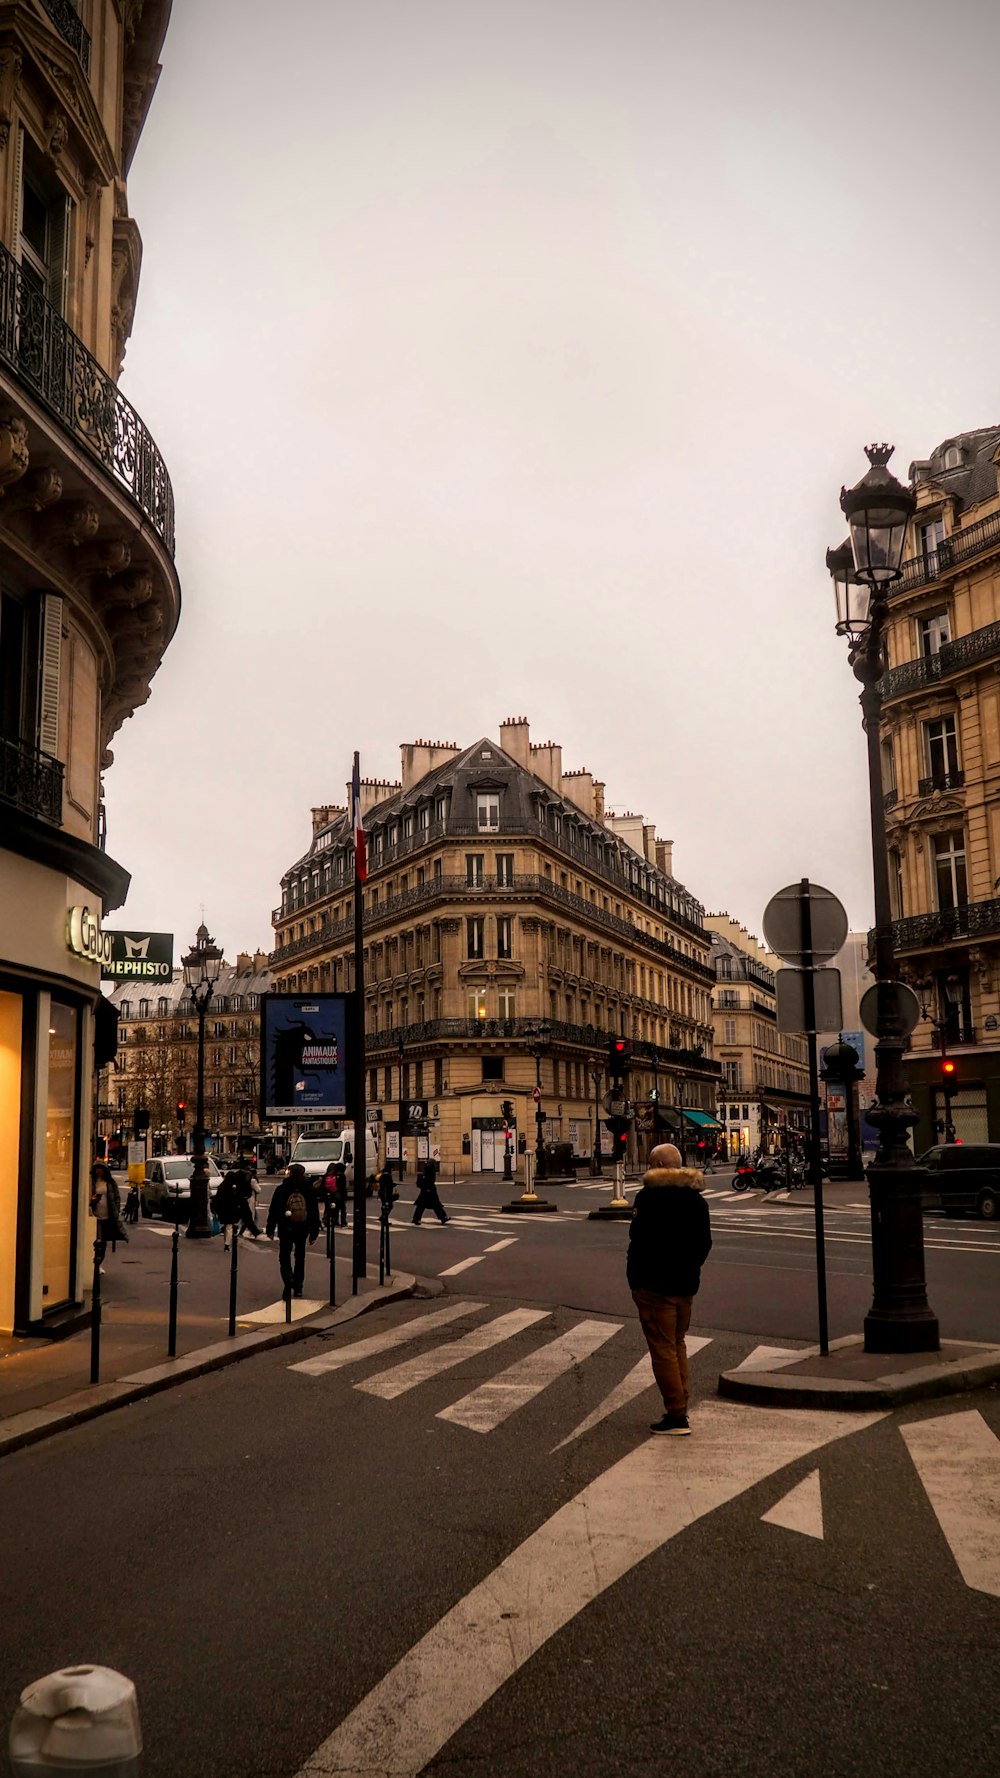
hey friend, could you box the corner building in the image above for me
[0,3,178,1333]
[271,719,721,1172]
[878,426,1000,1147]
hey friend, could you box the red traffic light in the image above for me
[177,1100,186,1112]
[941,1060,956,1077]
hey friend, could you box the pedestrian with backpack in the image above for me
[266,1162,320,1297]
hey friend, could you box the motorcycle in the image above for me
[732,1157,804,1193]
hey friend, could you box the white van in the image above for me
[288,1125,379,1192]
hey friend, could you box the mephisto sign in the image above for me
[101,931,174,981]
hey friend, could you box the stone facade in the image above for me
[706,915,810,1157]
[878,426,1000,1146]
[0,2,178,1334]
[271,720,722,1174]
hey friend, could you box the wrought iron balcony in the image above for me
[0,239,174,552]
[897,507,1000,592]
[364,1015,721,1075]
[0,734,63,824]
[886,898,1000,953]
[883,788,899,811]
[917,770,964,796]
[882,618,1000,700]
[40,0,91,73]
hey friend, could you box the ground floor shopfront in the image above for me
[0,844,125,1336]
[905,1046,1000,1153]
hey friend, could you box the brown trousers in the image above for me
[631,1288,693,1415]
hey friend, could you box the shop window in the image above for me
[43,1000,78,1309]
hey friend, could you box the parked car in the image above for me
[142,1154,225,1220]
[918,1144,1000,1221]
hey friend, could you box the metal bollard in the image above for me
[9,1665,141,1775]
[284,1286,292,1325]
[328,1220,336,1308]
[167,1223,179,1358]
[228,1228,238,1337]
[90,1241,102,1385]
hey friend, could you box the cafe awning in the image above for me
[682,1109,722,1132]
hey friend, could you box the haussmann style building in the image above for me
[270,719,722,1174]
[706,915,810,1158]
[876,425,1000,1147]
[0,1,178,1335]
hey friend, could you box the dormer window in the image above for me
[403,813,414,837]
[476,793,500,831]
[941,446,962,470]
[419,805,430,831]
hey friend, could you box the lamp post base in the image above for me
[587,1203,633,1221]
[862,1159,940,1353]
[501,1196,559,1214]
[862,1308,940,1354]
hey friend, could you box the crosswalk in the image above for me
[289,1300,1000,1604]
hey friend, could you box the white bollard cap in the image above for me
[9,1666,141,1774]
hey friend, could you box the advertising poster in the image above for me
[260,993,350,1118]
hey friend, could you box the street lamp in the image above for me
[524,1022,552,1181]
[589,1058,603,1176]
[181,922,224,1239]
[828,442,938,1351]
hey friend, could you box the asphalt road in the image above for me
[3,1175,997,1778]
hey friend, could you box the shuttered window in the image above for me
[37,592,62,756]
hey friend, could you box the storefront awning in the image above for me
[682,1109,722,1131]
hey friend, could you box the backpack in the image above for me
[285,1189,308,1225]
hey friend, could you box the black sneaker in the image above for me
[650,1413,691,1436]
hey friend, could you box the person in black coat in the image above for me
[412,1158,448,1225]
[626,1142,712,1436]
[266,1163,320,1297]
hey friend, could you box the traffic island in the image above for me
[718,1333,1000,1411]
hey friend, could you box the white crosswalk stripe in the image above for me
[438,1319,622,1433]
[288,1300,484,1377]
[900,1409,1000,1598]
[357,1308,549,1401]
[551,1335,713,1451]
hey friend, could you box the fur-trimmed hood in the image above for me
[640,1166,705,1192]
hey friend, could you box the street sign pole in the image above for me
[799,879,829,1357]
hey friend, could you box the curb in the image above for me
[718,1341,1000,1411]
[0,1272,433,1460]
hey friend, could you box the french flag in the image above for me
[351,755,367,882]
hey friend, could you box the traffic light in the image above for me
[605,1115,629,1163]
[608,1037,630,1084]
[941,1060,956,1083]
[177,1099,186,1118]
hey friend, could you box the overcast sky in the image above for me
[111,0,1000,963]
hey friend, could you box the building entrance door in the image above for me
[471,1118,512,1171]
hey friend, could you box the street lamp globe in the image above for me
[839,443,915,589]
[182,922,224,997]
[826,541,872,645]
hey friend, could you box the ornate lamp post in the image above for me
[524,1022,552,1181]
[589,1058,603,1175]
[827,443,939,1351]
[181,922,224,1239]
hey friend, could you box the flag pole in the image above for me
[351,751,368,1293]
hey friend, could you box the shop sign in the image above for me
[102,931,174,981]
[67,905,113,968]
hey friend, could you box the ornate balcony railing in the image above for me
[272,872,716,982]
[40,0,91,73]
[0,734,63,823]
[898,507,1000,593]
[882,898,1000,953]
[0,238,174,552]
[882,618,1000,700]
[364,1015,722,1075]
[277,816,707,938]
[917,770,964,796]
[883,788,899,811]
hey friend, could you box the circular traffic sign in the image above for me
[532,1086,541,1103]
[763,881,848,967]
[859,980,921,1042]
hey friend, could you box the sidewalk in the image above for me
[719,1333,1000,1410]
[0,1221,427,1459]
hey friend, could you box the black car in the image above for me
[919,1144,1000,1221]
